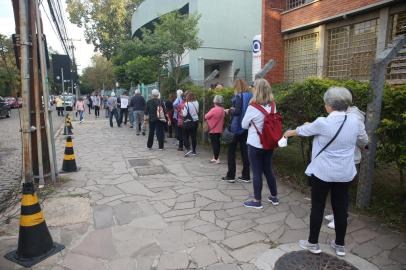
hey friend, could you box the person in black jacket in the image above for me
[129,89,146,135]
[144,89,170,150]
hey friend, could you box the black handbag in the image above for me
[183,103,195,130]
[222,127,235,144]
[308,115,347,186]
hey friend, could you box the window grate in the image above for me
[284,32,319,82]
[286,0,314,11]
[327,19,378,81]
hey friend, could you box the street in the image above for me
[0,118,404,270]
[0,108,64,212]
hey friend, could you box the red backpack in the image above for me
[250,101,283,150]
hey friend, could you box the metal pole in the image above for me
[61,67,66,112]
[35,0,56,183]
[17,0,33,183]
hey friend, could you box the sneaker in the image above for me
[221,176,235,183]
[331,240,346,256]
[136,133,140,136]
[325,214,334,221]
[184,150,193,157]
[237,177,251,183]
[215,159,221,164]
[177,148,184,151]
[192,151,197,156]
[158,148,164,151]
[145,147,152,150]
[210,158,216,163]
[142,132,145,136]
[243,200,263,209]
[299,240,321,254]
[130,126,133,128]
[327,220,335,229]
[267,196,280,206]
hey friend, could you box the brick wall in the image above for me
[262,0,285,84]
[281,0,382,31]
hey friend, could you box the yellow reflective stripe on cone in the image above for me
[21,194,39,206]
[65,142,74,148]
[64,154,75,160]
[20,212,45,227]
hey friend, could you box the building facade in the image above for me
[131,0,262,86]
[262,0,406,84]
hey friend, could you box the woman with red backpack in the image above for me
[241,78,281,209]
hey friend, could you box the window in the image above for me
[327,19,378,81]
[284,32,319,82]
[286,0,314,11]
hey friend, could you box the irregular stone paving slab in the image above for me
[128,158,151,167]
[191,244,219,268]
[43,197,92,227]
[72,228,117,260]
[157,252,189,270]
[231,243,270,263]
[135,165,167,176]
[223,231,265,250]
[198,189,232,202]
[60,253,107,270]
[116,180,155,197]
[93,205,114,229]
[207,263,240,270]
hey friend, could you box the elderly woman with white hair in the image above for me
[144,89,170,150]
[284,86,368,257]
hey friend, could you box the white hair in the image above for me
[176,89,183,98]
[151,89,160,97]
[213,95,224,105]
[323,87,352,111]
[111,92,116,97]
[134,89,141,95]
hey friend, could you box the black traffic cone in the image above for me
[4,182,64,267]
[62,136,78,172]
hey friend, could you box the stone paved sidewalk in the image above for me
[0,119,405,270]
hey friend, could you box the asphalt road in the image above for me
[0,107,64,212]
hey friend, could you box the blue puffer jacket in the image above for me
[230,92,252,135]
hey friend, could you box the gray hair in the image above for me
[213,95,224,105]
[134,89,140,95]
[151,89,160,97]
[323,87,352,111]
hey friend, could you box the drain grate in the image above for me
[128,159,151,167]
[275,250,358,270]
[135,166,167,176]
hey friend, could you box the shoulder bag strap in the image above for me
[314,114,348,159]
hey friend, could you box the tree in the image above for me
[0,34,19,96]
[149,12,202,87]
[377,86,406,188]
[80,54,115,93]
[66,0,143,59]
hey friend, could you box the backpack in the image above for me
[156,100,166,122]
[250,101,283,150]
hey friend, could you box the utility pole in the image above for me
[13,0,33,183]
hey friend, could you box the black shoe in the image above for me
[142,132,145,136]
[221,176,235,183]
[237,177,251,183]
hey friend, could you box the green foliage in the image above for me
[80,54,115,94]
[0,34,19,96]
[66,0,143,59]
[377,85,406,186]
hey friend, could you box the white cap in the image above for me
[151,89,160,97]
[111,92,116,97]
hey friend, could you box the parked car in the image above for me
[62,95,75,111]
[0,97,11,118]
[5,97,18,108]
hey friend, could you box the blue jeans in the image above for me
[78,110,84,121]
[248,145,277,200]
[109,108,120,127]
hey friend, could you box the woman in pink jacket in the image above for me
[75,97,85,123]
[205,95,225,164]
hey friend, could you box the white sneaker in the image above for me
[215,159,220,164]
[210,158,216,163]
[331,240,346,256]
[325,214,334,221]
[327,220,335,229]
[298,240,321,254]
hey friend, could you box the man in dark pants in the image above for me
[107,92,120,127]
[225,131,250,181]
[119,92,129,125]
